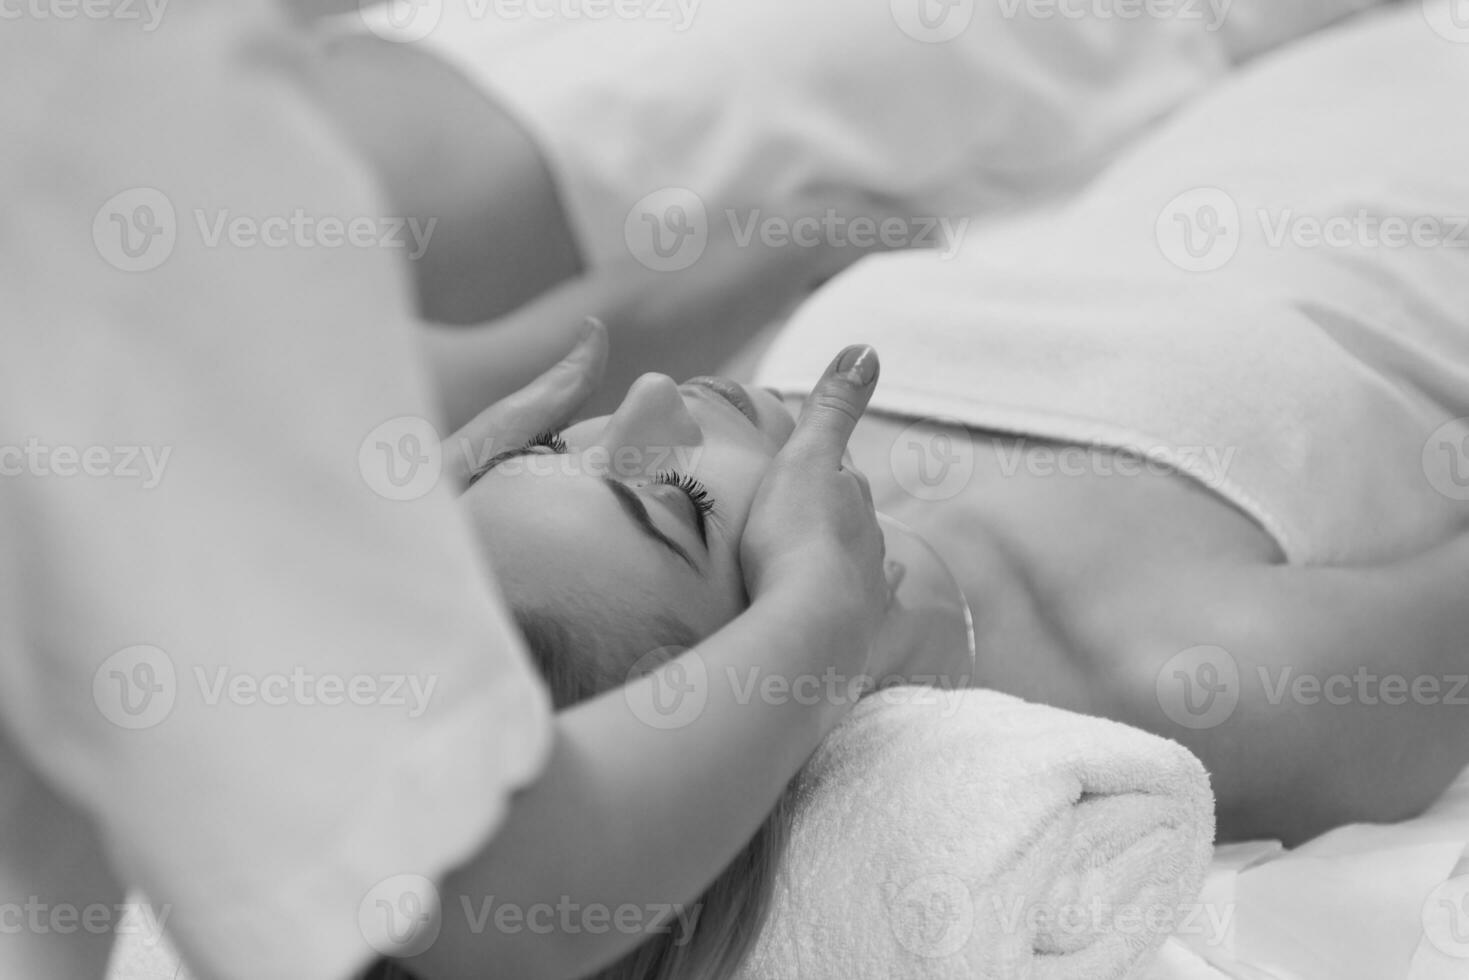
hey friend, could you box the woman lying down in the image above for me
[381,6,1469,980]
[465,0,1469,838]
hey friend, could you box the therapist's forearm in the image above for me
[311,33,583,324]
[404,590,865,980]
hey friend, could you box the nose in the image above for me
[594,373,703,454]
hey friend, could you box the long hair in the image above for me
[366,607,795,980]
[516,606,795,980]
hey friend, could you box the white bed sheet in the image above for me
[1145,766,1469,980]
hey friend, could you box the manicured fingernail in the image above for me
[833,345,878,386]
[564,317,605,362]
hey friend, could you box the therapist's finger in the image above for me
[781,345,880,469]
[445,317,608,479]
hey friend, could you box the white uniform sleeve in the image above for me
[354,0,1388,269]
[0,5,550,979]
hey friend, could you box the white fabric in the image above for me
[1145,765,1469,980]
[0,5,550,979]
[356,0,1387,269]
[735,688,1215,980]
[756,2,1469,565]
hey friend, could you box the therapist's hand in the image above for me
[740,345,891,676]
[441,317,608,481]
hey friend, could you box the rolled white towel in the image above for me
[107,691,1212,980]
[737,688,1215,980]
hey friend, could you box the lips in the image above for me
[684,376,759,426]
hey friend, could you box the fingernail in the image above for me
[565,317,605,361]
[833,345,878,386]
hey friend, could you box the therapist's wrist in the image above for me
[739,588,878,729]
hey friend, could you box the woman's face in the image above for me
[460,375,796,639]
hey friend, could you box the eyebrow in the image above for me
[600,477,701,573]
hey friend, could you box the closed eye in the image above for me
[466,431,566,487]
[653,470,717,545]
[464,431,716,567]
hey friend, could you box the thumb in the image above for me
[782,345,880,467]
[444,317,608,480]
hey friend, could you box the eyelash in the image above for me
[653,470,718,526]
[521,431,719,526]
[527,430,568,453]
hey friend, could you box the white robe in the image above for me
[0,4,550,978]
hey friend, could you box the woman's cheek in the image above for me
[710,455,776,535]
